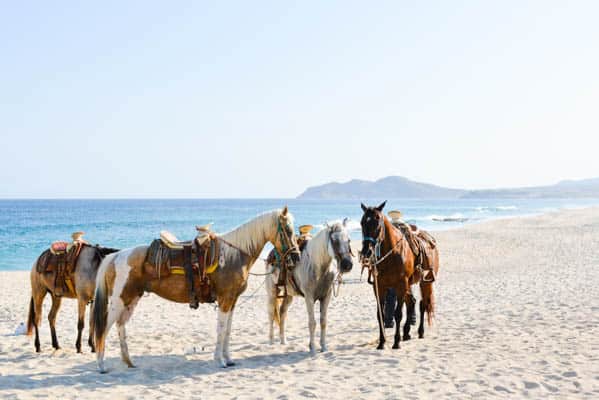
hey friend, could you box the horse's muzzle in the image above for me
[340,256,353,273]
[360,242,372,259]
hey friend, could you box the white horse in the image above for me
[93,208,299,372]
[266,220,353,354]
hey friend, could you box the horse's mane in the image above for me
[221,209,290,256]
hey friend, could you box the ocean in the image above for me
[1,198,598,271]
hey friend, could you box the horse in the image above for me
[359,201,439,349]
[265,220,353,355]
[27,244,119,353]
[93,207,300,373]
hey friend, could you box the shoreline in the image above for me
[1,207,599,398]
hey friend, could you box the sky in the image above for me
[1,1,598,198]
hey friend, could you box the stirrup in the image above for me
[275,283,287,299]
[422,269,436,283]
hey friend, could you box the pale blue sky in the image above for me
[1,1,598,198]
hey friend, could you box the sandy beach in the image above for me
[1,208,598,399]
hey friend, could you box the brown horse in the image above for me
[27,244,119,353]
[93,207,300,373]
[360,201,438,349]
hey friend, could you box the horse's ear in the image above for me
[376,201,387,212]
[360,203,367,212]
[282,206,288,216]
[342,217,349,227]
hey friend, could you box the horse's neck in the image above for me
[299,228,333,277]
[220,213,274,261]
[383,218,402,252]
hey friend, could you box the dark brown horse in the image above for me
[360,201,438,349]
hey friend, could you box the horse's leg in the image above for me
[267,287,276,345]
[214,306,231,368]
[418,300,426,339]
[279,295,293,345]
[383,288,396,328]
[75,297,87,353]
[319,292,332,352]
[116,297,140,369]
[375,285,386,350]
[305,296,317,355]
[392,279,407,349]
[30,286,46,353]
[88,302,96,352]
[48,294,62,350]
[223,303,237,367]
[403,293,414,341]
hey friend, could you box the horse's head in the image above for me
[360,201,387,259]
[327,218,353,274]
[272,206,301,266]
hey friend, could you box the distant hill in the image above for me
[297,176,599,199]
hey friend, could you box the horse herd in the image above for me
[26,202,439,373]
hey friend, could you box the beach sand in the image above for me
[1,208,598,399]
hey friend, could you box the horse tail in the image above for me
[426,288,435,326]
[93,263,110,353]
[26,297,35,336]
[420,282,435,326]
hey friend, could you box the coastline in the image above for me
[1,207,599,398]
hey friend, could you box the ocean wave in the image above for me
[475,205,518,212]
[421,213,469,223]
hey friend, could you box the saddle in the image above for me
[144,225,218,308]
[392,222,437,282]
[267,238,307,299]
[36,232,88,296]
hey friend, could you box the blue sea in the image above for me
[1,198,598,271]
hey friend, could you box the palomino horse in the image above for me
[93,208,300,373]
[27,244,119,353]
[265,220,353,354]
[360,201,439,349]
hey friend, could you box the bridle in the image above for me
[272,215,300,269]
[361,215,386,262]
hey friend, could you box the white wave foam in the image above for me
[425,213,469,223]
[475,206,518,212]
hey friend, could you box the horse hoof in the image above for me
[418,333,424,339]
[99,369,108,374]
[320,346,328,353]
[403,334,411,341]
[392,343,400,349]
[226,361,236,367]
[376,344,385,350]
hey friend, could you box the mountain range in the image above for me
[297,176,599,199]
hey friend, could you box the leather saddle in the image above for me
[392,222,437,282]
[267,236,308,299]
[144,226,218,307]
[36,232,89,296]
